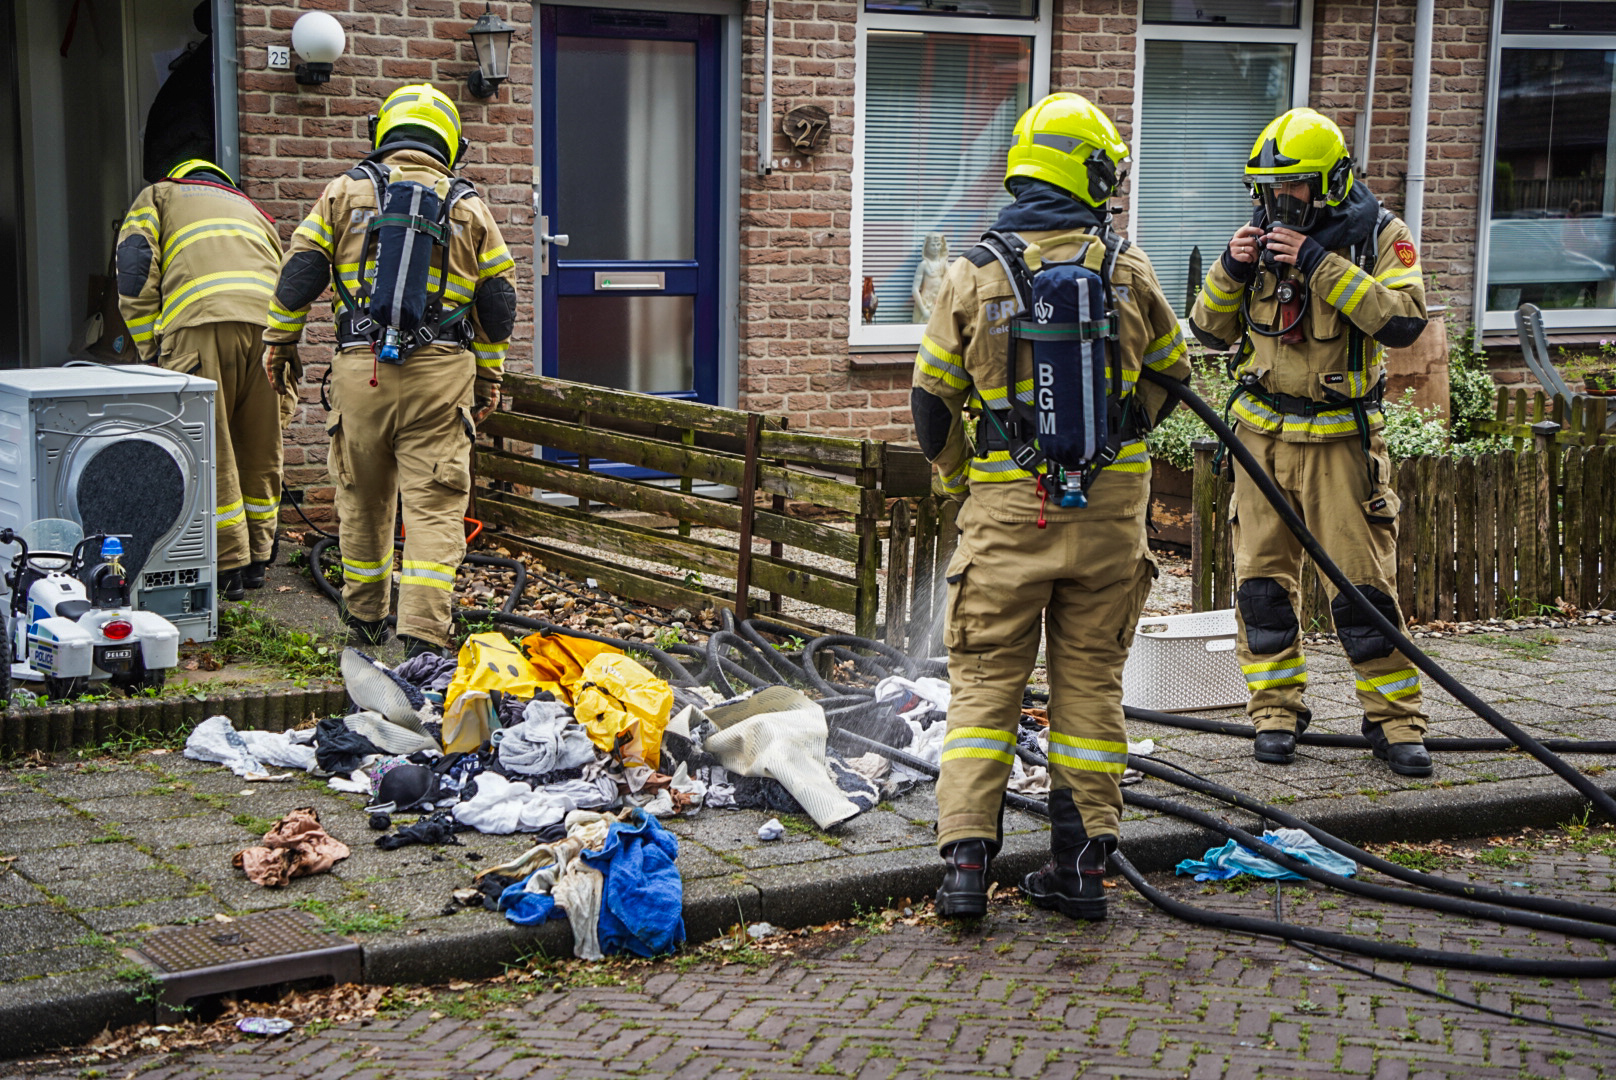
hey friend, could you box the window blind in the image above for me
[860,31,1029,325]
[1135,39,1294,316]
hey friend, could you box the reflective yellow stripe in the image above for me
[267,298,307,334]
[159,271,277,328]
[916,335,969,390]
[161,218,278,270]
[473,342,506,367]
[1047,733,1128,774]
[1324,267,1360,306]
[402,559,457,576]
[479,244,514,276]
[1356,668,1421,701]
[122,207,160,237]
[941,726,1017,766]
[1199,271,1241,312]
[215,499,246,528]
[1144,327,1187,371]
[938,460,968,494]
[1338,273,1376,316]
[243,497,279,521]
[1376,266,1422,289]
[1242,658,1307,689]
[295,214,333,254]
[1202,274,1241,304]
[400,574,456,592]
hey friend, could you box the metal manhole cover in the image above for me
[136,911,336,972]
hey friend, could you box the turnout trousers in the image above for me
[159,321,283,572]
[936,479,1155,850]
[326,345,476,647]
[1231,424,1427,742]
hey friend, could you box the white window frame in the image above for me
[1127,0,1314,262]
[1473,9,1616,335]
[848,1,1052,348]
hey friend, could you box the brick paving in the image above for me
[7,835,1616,1079]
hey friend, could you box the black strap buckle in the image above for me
[1011,441,1043,470]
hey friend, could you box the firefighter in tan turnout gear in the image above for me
[911,93,1192,921]
[263,84,517,658]
[1190,108,1432,777]
[117,159,288,603]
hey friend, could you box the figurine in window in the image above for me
[862,275,879,324]
[911,232,949,323]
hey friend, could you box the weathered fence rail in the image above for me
[1477,386,1614,445]
[1192,426,1616,625]
[475,375,932,639]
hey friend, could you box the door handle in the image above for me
[538,215,568,275]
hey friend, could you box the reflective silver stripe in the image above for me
[342,561,391,583]
[969,456,1028,474]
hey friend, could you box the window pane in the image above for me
[557,296,694,393]
[861,31,1030,325]
[1142,0,1299,27]
[554,37,696,261]
[1502,1,1616,35]
[1487,49,1616,313]
[865,0,1035,18]
[1136,40,1293,317]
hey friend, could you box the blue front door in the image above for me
[536,6,721,407]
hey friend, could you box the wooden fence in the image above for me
[475,375,931,640]
[1477,386,1614,445]
[1192,427,1616,625]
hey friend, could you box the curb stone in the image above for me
[0,685,347,757]
[5,768,1615,1058]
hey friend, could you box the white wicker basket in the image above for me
[1121,609,1248,713]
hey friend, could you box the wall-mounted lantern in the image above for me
[292,11,346,85]
[467,5,517,99]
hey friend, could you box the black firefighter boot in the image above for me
[1021,789,1116,921]
[936,838,997,919]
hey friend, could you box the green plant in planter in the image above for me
[1558,341,1616,395]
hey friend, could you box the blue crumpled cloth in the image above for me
[498,880,568,926]
[580,807,685,957]
[1175,827,1358,882]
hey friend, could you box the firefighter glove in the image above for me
[474,380,500,424]
[265,344,302,395]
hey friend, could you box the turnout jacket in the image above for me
[1189,181,1428,443]
[911,225,1191,521]
[264,148,518,386]
[116,179,283,362]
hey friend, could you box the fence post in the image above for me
[733,413,763,624]
[1191,438,1219,613]
[885,499,912,649]
[909,496,937,650]
[1533,420,1561,611]
[854,443,885,639]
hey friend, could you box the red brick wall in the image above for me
[1309,0,1491,330]
[235,1,536,522]
[235,0,1503,481]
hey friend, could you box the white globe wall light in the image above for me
[292,11,346,86]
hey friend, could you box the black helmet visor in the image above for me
[1250,173,1322,230]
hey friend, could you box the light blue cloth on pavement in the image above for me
[1175,827,1358,882]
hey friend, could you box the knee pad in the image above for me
[1237,578,1298,655]
[1331,585,1400,663]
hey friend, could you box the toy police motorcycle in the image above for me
[2,519,181,702]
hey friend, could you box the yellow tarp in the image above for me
[445,632,543,710]
[570,652,673,769]
[518,631,621,704]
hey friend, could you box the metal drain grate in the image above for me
[130,911,362,1016]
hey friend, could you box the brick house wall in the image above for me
[234,0,1512,526]
[235,1,537,524]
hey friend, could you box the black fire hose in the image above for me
[1122,789,1616,942]
[1128,753,1616,927]
[1139,367,1616,824]
[1116,701,1616,755]
[1108,848,1616,977]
